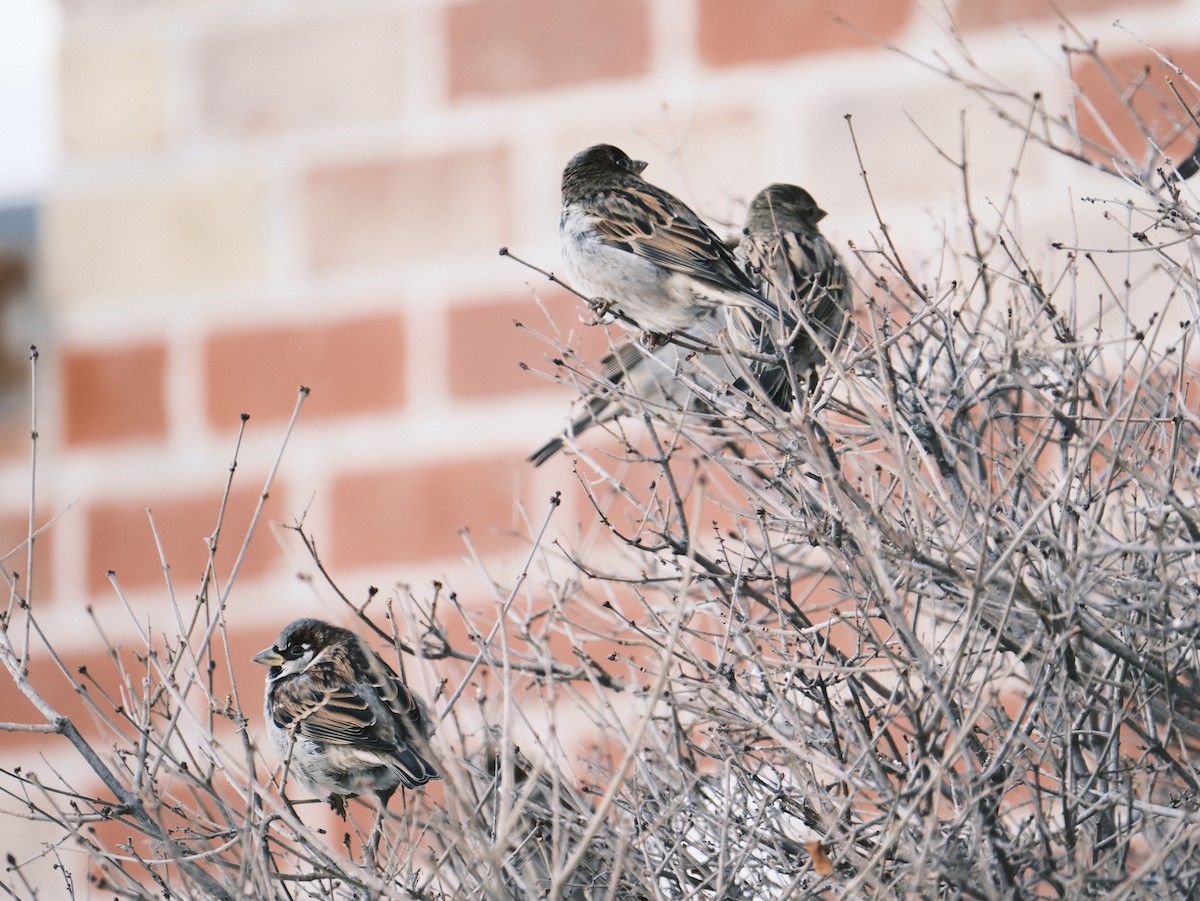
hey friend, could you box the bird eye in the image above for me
[281,642,307,660]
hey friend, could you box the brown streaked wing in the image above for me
[591,188,755,296]
[775,230,851,328]
[361,649,440,783]
[270,662,392,750]
[362,649,430,741]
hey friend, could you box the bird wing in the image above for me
[591,187,759,298]
[359,647,433,740]
[269,662,396,751]
[777,232,849,302]
[772,231,852,345]
[742,228,849,334]
[359,648,440,783]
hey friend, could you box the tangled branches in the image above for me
[4,20,1200,901]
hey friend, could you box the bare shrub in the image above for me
[4,20,1200,901]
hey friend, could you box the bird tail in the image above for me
[528,435,567,466]
[393,744,439,788]
[528,337,645,465]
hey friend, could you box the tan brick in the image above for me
[446,0,651,97]
[447,289,612,400]
[46,173,267,303]
[697,0,914,67]
[306,148,510,273]
[63,342,167,446]
[200,12,409,136]
[60,35,168,157]
[1072,47,1200,167]
[85,484,282,595]
[329,456,519,568]
[204,313,406,427]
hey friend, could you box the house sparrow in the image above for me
[736,183,852,403]
[531,147,807,465]
[253,618,439,819]
[558,144,795,337]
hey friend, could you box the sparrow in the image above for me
[253,618,439,819]
[531,151,816,466]
[558,144,796,337]
[736,183,852,402]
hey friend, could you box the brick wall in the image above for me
[1,0,1197,884]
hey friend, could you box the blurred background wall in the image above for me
[0,0,1197,852]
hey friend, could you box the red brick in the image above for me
[957,0,1134,30]
[223,623,285,738]
[0,642,118,749]
[200,13,408,135]
[205,313,405,428]
[306,148,510,273]
[0,621,270,764]
[0,512,56,604]
[85,484,282,596]
[697,0,914,67]
[447,288,614,400]
[1072,47,1200,167]
[2,633,268,756]
[64,343,167,446]
[446,0,651,97]
[330,456,519,568]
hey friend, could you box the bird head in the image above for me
[562,144,649,200]
[747,183,827,232]
[253,618,346,678]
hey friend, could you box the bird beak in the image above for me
[252,647,284,667]
[630,158,648,175]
